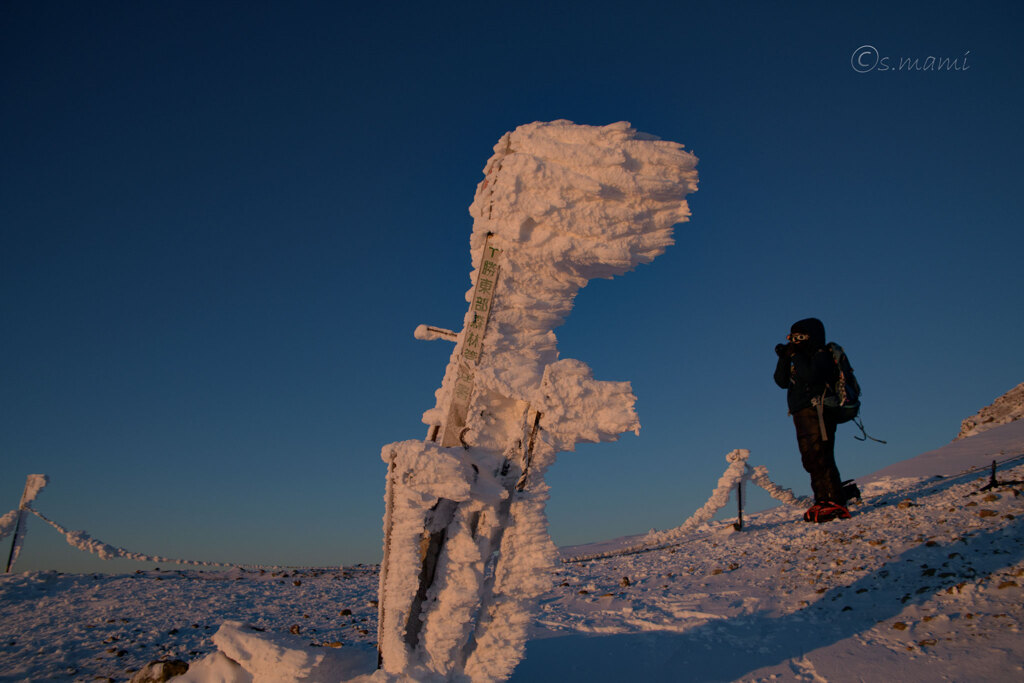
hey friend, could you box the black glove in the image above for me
[775,343,789,357]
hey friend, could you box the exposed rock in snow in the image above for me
[956,381,1024,440]
[129,659,189,683]
[171,651,248,683]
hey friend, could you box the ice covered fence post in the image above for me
[377,121,697,681]
[4,474,48,573]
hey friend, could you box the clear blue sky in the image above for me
[3,1,1023,573]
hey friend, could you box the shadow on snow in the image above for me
[512,513,1024,682]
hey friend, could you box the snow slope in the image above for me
[1,423,1023,682]
[521,423,1024,682]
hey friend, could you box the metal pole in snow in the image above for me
[5,477,34,573]
[4,509,23,573]
[733,481,744,531]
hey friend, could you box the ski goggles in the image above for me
[787,332,810,342]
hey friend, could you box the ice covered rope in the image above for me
[0,510,18,541]
[563,451,812,563]
[639,455,813,546]
[21,474,49,505]
[748,465,812,508]
[4,474,49,571]
[18,505,331,571]
[641,449,751,547]
[27,508,224,566]
[1,474,50,541]
[2,474,49,537]
[377,121,698,682]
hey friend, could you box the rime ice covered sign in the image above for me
[377,120,698,681]
[438,236,502,449]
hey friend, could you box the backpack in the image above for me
[822,342,861,424]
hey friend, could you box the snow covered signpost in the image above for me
[377,120,698,680]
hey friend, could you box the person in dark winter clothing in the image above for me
[774,318,851,522]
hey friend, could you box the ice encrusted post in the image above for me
[4,474,48,573]
[377,121,697,681]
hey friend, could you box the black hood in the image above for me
[791,317,826,348]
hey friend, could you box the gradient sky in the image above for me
[3,1,1023,573]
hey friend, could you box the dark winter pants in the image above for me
[792,406,843,503]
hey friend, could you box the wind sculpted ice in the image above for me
[375,120,698,681]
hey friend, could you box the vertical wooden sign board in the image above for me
[436,234,502,448]
[395,234,503,652]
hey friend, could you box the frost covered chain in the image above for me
[377,121,698,681]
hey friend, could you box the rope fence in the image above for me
[25,506,227,568]
[8,451,1023,572]
[563,449,812,563]
[1,475,374,574]
[563,449,1024,564]
[4,457,808,572]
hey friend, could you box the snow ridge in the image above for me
[957,381,1024,440]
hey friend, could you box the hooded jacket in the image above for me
[774,318,838,414]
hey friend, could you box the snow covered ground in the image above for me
[2,420,1023,682]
